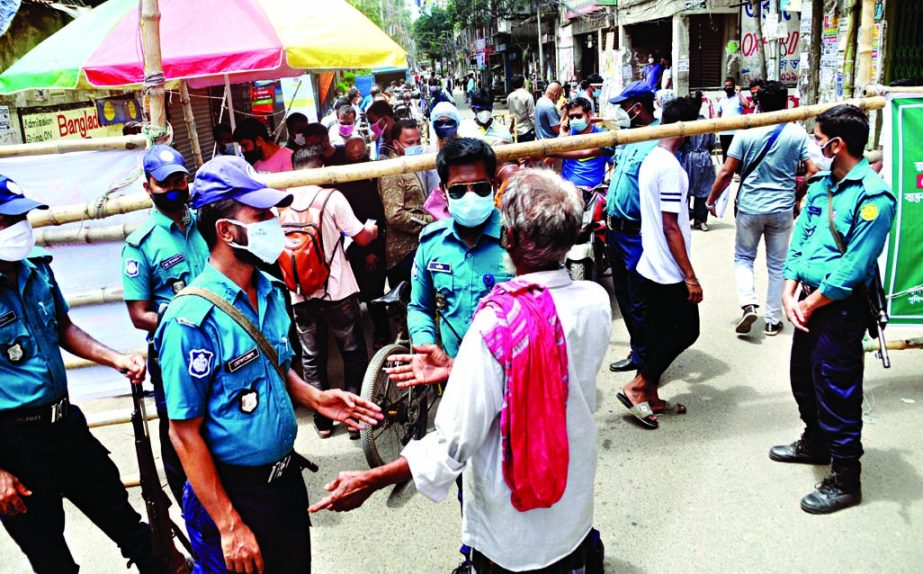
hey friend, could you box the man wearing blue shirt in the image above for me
[707,81,819,336]
[771,105,895,514]
[0,176,164,572]
[409,138,513,360]
[557,97,613,189]
[155,156,381,573]
[121,144,209,504]
[605,81,658,373]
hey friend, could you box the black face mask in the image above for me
[242,149,262,165]
[725,88,735,97]
[150,188,189,213]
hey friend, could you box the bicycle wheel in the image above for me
[360,343,410,468]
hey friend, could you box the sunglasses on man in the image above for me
[446,181,493,200]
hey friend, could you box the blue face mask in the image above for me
[434,122,458,140]
[593,89,601,98]
[570,118,588,133]
[448,191,495,227]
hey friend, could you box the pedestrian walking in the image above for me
[717,77,745,163]
[310,168,612,574]
[0,176,166,573]
[772,104,896,514]
[680,93,717,231]
[707,81,819,336]
[617,97,702,429]
[154,156,382,573]
[120,145,209,505]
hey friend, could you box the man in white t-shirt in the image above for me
[288,146,379,439]
[717,77,745,163]
[617,96,703,430]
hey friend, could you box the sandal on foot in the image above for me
[652,402,687,415]
[616,392,659,429]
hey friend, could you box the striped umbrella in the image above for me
[0,0,407,94]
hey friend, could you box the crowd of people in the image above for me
[0,65,897,574]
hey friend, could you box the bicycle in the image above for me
[359,281,443,468]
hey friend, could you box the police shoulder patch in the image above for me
[860,204,879,222]
[124,258,141,278]
[187,349,214,378]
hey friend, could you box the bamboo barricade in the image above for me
[65,286,125,308]
[179,80,204,168]
[19,95,888,228]
[863,337,923,353]
[35,222,141,246]
[65,348,147,370]
[0,135,147,159]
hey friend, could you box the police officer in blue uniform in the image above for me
[154,156,382,573]
[773,104,896,514]
[408,138,513,360]
[122,144,209,505]
[0,176,166,572]
[605,81,658,373]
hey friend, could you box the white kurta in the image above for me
[401,269,612,571]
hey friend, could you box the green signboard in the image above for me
[884,97,923,325]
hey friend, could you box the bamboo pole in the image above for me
[140,0,167,129]
[842,0,861,97]
[87,403,157,429]
[865,85,923,95]
[179,80,204,168]
[34,223,141,246]
[855,0,876,93]
[261,96,888,190]
[65,348,147,370]
[21,96,887,226]
[863,337,923,353]
[65,287,125,308]
[0,135,147,159]
[29,195,151,229]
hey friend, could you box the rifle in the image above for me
[129,336,193,573]
[866,267,891,369]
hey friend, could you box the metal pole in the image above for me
[140,0,166,129]
[178,81,203,168]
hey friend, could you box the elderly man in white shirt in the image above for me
[310,169,612,573]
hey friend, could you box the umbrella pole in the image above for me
[179,81,204,168]
[140,0,167,130]
[225,75,237,131]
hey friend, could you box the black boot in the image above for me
[769,433,830,464]
[801,460,862,514]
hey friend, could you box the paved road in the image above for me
[2,124,921,573]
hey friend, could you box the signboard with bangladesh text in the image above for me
[883,97,923,326]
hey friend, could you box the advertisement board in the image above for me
[19,102,123,143]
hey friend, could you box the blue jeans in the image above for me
[734,210,793,324]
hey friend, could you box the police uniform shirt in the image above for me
[154,264,297,467]
[783,158,896,298]
[606,120,661,222]
[407,209,513,359]
[121,208,209,311]
[0,251,69,411]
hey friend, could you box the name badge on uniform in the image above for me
[427,261,452,274]
[238,389,259,414]
[7,343,24,363]
[161,254,185,270]
[0,311,16,328]
[172,280,186,294]
[227,347,260,373]
[807,206,822,216]
[187,349,214,379]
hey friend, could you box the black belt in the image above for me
[606,215,641,234]
[0,397,70,429]
[216,452,317,488]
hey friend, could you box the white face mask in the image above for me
[223,217,285,265]
[475,110,493,125]
[0,220,35,262]
[293,133,306,146]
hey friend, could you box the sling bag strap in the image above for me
[826,186,848,254]
[174,287,287,384]
[741,123,787,183]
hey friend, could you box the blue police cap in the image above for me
[0,175,48,216]
[191,156,293,210]
[143,144,189,182]
[609,80,655,105]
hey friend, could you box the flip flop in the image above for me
[616,392,659,429]
[652,402,687,415]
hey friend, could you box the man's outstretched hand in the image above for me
[315,390,383,431]
[385,344,453,388]
[308,470,377,513]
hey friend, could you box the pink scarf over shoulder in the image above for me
[476,278,570,512]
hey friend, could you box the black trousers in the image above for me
[149,353,187,506]
[0,406,159,573]
[639,280,700,385]
[690,196,708,225]
[790,293,867,461]
[471,531,593,574]
[720,134,734,164]
[346,242,391,345]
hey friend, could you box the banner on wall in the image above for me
[18,102,123,144]
[281,75,318,123]
[881,96,923,326]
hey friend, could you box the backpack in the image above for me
[278,186,340,296]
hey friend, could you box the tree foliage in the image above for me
[346,0,384,28]
[413,6,454,65]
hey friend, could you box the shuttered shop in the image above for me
[689,14,724,90]
[166,88,214,172]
